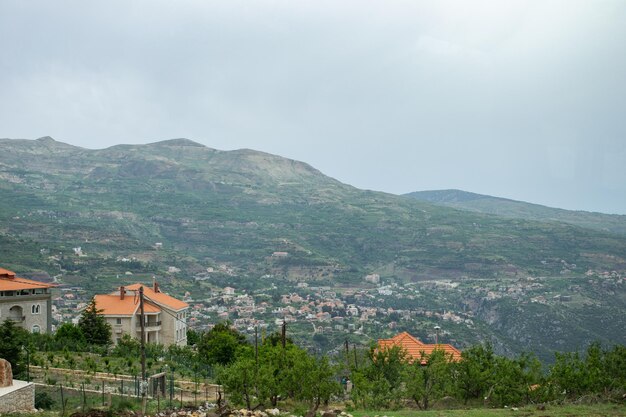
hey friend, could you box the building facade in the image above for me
[0,268,54,333]
[94,282,189,347]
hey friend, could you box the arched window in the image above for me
[31,304,41,314]
[32,325,41,333]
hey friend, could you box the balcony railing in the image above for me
[136,321,162,328]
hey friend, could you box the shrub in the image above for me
[35,391,55,409]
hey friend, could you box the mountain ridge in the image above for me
[406,189,626,236]
[1,136,625,279]
[1,137,625,360]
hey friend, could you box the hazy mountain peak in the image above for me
[146,138,206,147]
[405,189,521,204]
[36,136,56,142]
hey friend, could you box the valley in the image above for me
[1,137,625,360]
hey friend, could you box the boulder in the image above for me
[0,358,13,387]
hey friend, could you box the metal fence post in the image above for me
[60,385,65,417]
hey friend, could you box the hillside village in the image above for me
[47,265,624,358]
[3,262,624,415]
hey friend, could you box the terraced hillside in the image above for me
[1,137,625,282]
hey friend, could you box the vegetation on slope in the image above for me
[406,189,626,236]
[1,137,625,282]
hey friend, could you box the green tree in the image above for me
[111,334,140,357]
[264,331,294,347]
[603,344,626,393]
[351,345,407,409]
[550,350,589,399]
[78,298,112,346]
[197,322,247,366]
[0,319,28,376]
[186,328,201,346]
[295,355,341,417]
[549,342,626,399]
[257,343,289,407]
[454,343,496,404]
[217,355,258,409]
[404,349,453,410]
[490,353,543,407]
[218,340,340,413]
[55,323,87,350]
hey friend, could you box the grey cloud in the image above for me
[0,0,625,213]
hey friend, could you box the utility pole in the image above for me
[281,319,286,349]
[254,325,259,366]
[254,325,259,398]
[139,286,147,415]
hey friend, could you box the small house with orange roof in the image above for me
[0,267,55,333]
[94,281,189,346]
[378,331,462,364]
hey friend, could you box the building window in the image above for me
[31,304,41,314]
[32,325,41,334]
[116,318,122,325]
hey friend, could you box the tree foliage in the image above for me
[404,350,453,410]
[197,322,248,366]
[454,343,496,404]
[217,341,340,413]
[550,342,626,400]
[0,319,29,376]
[78,298,112,346]
[55,323,87,350]
[350,345,407,409]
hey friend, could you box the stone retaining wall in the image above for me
[0,380,36,413]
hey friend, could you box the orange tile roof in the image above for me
[124,283,189,311]
[392,331,425,346]
[378,331,462,364]
[94,294,161,316]
[0,268,16,278]
[0,267,56,291]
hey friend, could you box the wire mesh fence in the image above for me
[31,366,221,414]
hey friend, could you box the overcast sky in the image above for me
[1,1,625,214]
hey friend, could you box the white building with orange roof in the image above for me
[0,267,55,333]
[94,282,189,346]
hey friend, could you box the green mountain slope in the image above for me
[2,138,625,281]
[1,137,625,360]
[405,189,626,236]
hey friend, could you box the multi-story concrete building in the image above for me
[94,282,189,347]
[0,268,54,333]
